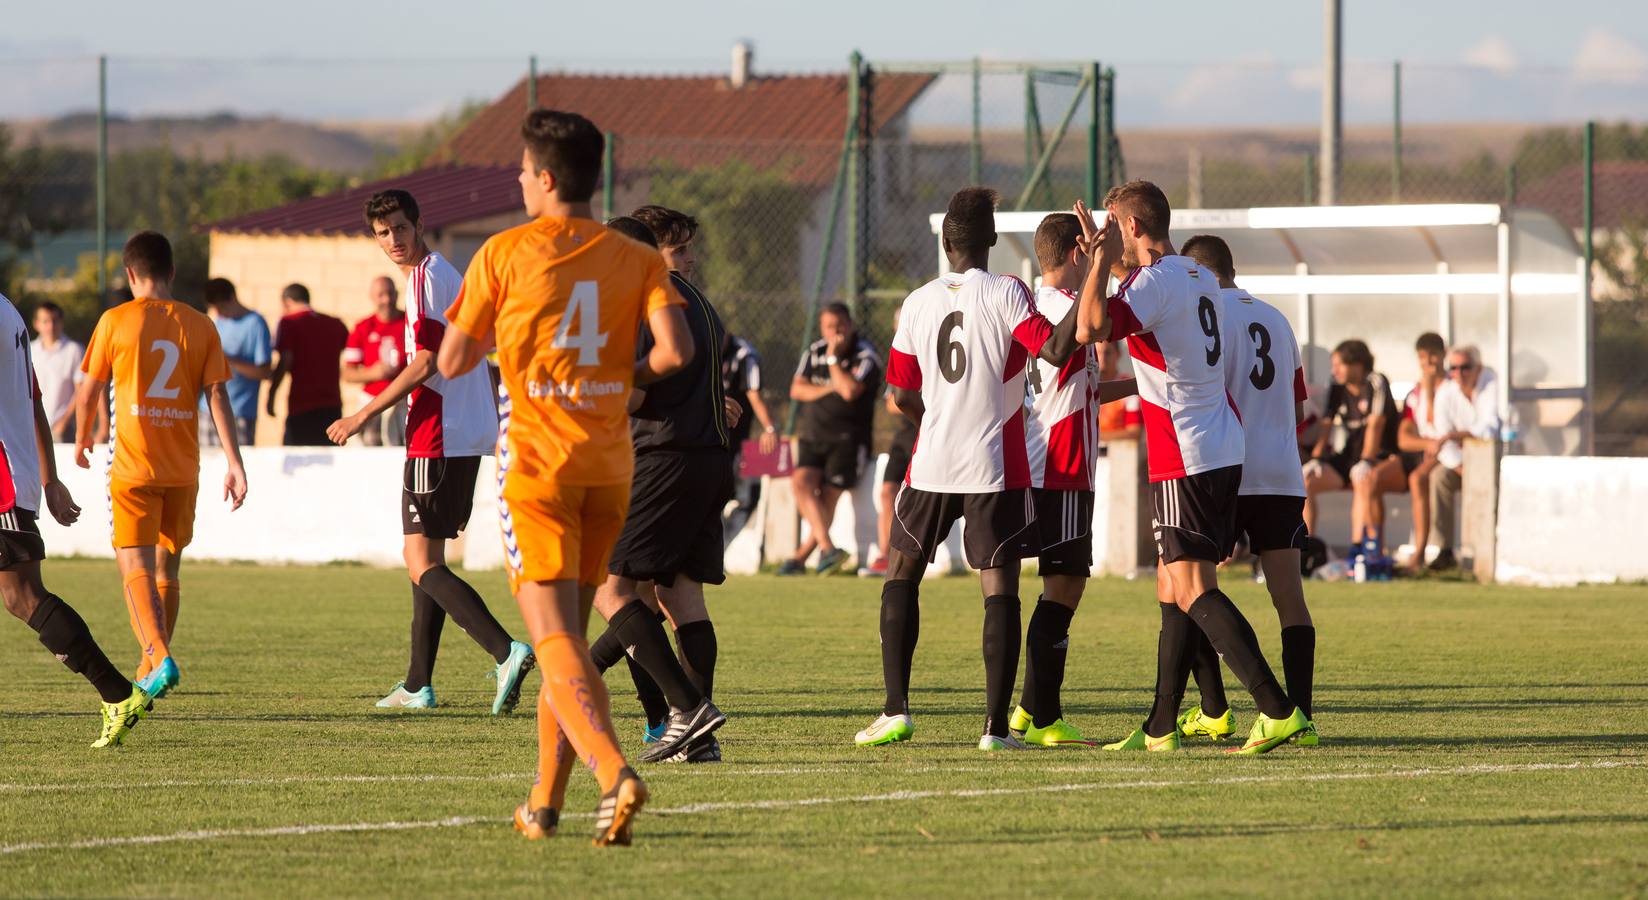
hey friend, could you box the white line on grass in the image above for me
[0,759,1637,856]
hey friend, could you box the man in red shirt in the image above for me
[342,276,408,446]
[267,283,349,446]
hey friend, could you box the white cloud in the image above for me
[1464,35,1519,75]
[1571,29,1648,85]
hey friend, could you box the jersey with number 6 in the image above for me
[447,217,681,488]
[82,298,230,487]
[1106,256,1244,482]
[886,268,1055,493]
[1024,285,1097,491]
[1220,288,1307,497]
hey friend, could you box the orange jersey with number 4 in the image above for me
[83,298,230,487]
[448,216,681,488]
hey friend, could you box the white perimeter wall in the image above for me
[1495,456,1648,586]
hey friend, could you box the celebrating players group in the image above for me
[0,107,1317,849]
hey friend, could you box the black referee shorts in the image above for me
[797,438,868,489]
[1235,493,1308,555]
[1151,464,1242,565]
[402,456,482,540]
[609,449,735,587]
[890,484,1039,571]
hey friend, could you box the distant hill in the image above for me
[7,113,423,173]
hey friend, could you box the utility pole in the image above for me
[1320,0,1342,205]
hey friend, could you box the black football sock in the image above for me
[1144,603,1198,736]
[589,626,625,673]
[674,620,718,701]
[982,595,1021,738]
[1281,625,1317,720]
[624,656,671,728]
[1188,628,1230,718]
[607,599,702,711]
[29,594,130,703]
[1187,590,1292,719]
[418,566,513,664]
[405,583,446,691]
[879,579,920,716]
[1020,597,1075,728]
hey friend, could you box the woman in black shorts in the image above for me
[1302,339,1400,549]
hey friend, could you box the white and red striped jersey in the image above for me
[1024,286,1097,491]
[1220,288,1307,497]
[0,294,43,515]
[1106,256,1245,482]
[886,269,1055,493]
[404,252,497,459]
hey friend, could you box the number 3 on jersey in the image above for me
[553,280,608,367]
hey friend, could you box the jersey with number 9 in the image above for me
[82,298,231,487]
[448,217,681,488]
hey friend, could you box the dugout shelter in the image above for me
[931,204,1593,456]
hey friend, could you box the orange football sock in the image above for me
[534,633,626,794]
[156,578,179,642]
[528,685,578,812]
[122,568,170,670]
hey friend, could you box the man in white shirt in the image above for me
[1427,345,1501,571]
[29,302,84,442]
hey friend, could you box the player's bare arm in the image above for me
[328,349,436,445]
[1397,416,1434,456]
[265,352,290,416]
[890,385,924,428]
[749,388,779,452]
[227,356,272,382]
[790,376,834,402]
[1096,378,1138,404]
[636,304,694,386]
[340,360,394,384]
[1072,199,1121,344]
[436,325,489,380]
[32,389,80,526]
[70,375,108,469]
[206,382,249,510]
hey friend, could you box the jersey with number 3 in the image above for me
[447,217,681,489]
[82,298,230,487]
[885,269,1055,493]
[1106,256,1244,482]
[1221,288,1307,497]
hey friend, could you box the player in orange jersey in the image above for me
[438,109,693,847]
[73,232,249,699]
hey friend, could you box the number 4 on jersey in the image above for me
[553,280,608,367]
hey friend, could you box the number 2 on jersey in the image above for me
[146,339,181,400]
[554,280,608,367]
[1246,323,1276,390]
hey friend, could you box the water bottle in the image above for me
[1352,536,1367,583]
[1499,405,1521,454]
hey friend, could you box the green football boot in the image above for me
[92,684,153,749]
[1229,707,1309,756]
[1177,707,1236,741]
[854,713,914,747]
[1102,727,1180,751]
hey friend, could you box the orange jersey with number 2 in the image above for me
[83,298,231,487]
[448,216,680,488]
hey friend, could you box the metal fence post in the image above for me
[1504,162,1517,207]
[846,51,864,314]
[96,54,108,309]
[1103,68,1118,189]
[1303,153,1315,205]
[969,57,982,185]
[1392,60,1402,202]
[528,55,537,110]
[1583,122,1594,280]
[1088,61,1102,205]
[601,132,615,220]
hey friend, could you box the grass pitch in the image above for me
[2,560,1645,897]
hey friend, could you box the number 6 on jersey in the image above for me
[553,280,607,367]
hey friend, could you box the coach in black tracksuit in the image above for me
[589,208,732,764]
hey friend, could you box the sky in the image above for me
[2,0,1645,126]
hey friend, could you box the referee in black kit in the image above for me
[587,207,733,763]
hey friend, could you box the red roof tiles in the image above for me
[210,164,519,236]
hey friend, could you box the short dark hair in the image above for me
[364,190,420,231]
[1181,233,1234,281]
[942,187,998,253]
[203,278,237,305]
[630,205,698,249]
[282,283,311,305]
[34,301,64,318]
[1333,338,1374,372]
[1102,180,1172,241]
[821,302,852,322]
[122,231,174,281]
[1415,332,1446,356]
[521,109,604,203]
[605,216,658,248]
[1034,213,1082,273]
